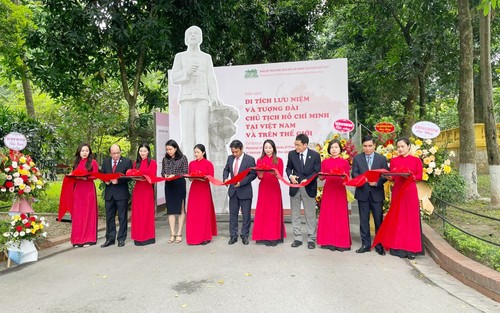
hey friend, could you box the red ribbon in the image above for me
[344,169,390,187]
[58,176,75,221]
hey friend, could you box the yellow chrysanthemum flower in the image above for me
[19,184,26,190]
[19,169,29,175]
[29,161,35,167]
[19,156,27,163]
[423,157,431,165]
[386,153,393,160]
[14,215,21,221]
[36,180,44,186]
[422,173,429,181]
[415,150,423,156]
[415,139,423,146]
[443,165,452,174]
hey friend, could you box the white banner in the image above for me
[155,112,169,206]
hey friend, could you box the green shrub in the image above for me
[0,219,10,253]
[444,225,500,272]
[430,171,466,204]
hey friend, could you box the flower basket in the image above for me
[3,213,48,266]
[7,239,38,265]
[0,149,46,207]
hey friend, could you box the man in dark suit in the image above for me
[223,140,256,245]
[351,135,389,255]
[100,144,133,248]
[286,134,321,249]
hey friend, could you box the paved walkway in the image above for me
[1,218,498,313]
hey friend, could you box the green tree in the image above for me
[0,0,36,117]
[313,1,458,135]
[28,0,176,155]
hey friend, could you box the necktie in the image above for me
[367,155,372,170]
[112,160,117,173]
[233,157,239,176]
[300,153,304,169]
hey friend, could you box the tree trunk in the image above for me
[479,10,500,207]
[21,75,35,118]
[457,0,479,198]
[20,56,35,118]
[418,73,426,119]
[400,77,419,137]
[473,75,484,123]
[117,45,145,158]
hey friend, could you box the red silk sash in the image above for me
[58,176,76,221]
[344,169,389,187]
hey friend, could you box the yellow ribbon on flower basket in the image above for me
[346,189,355,203]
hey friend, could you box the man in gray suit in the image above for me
[286,134,321,249]
[223,140,256,245]
[351,135,389,255]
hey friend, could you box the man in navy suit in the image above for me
[100,144,133,248]
[351,135,389,255]
[223,140,256,245]
[286,134,321,249]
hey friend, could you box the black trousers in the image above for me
[105,198,128,242]
[358,194,384,247]
[229,196,252,237]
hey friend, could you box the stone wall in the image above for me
[435,124,500,175]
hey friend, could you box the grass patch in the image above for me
[428,174,500,272]
[443,225,500,271]
[477,174,491,198]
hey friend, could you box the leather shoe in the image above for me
[228,236,238,245]
[375,247,386,255]
[118,240,125,247]
[100,240,115,248]
[291,240,302,248]
[241,236,249,245]
[308,242,316,249]
[356,245,371,253]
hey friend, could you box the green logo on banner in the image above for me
[244,69,258,78]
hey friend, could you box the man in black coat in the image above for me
[223,140,256,245]
[351,135,389,255]
[286,134,321,249]
[100,144,132,248]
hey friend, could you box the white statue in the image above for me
[171,26,239,212]
[171,25,221,156]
